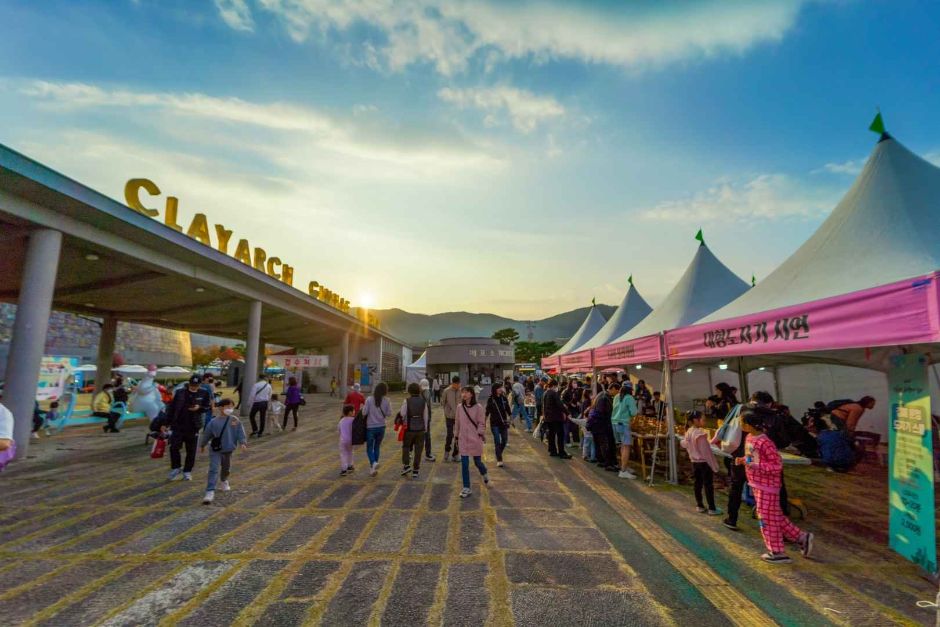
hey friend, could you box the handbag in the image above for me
[717,404,743,454]
[210,416,230,452]
[150,437,166,459]
[299,395,307,406]
[351,406,368,446]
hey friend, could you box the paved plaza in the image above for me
[1,394,937,626]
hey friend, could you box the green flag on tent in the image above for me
[627,274,633,286]
[695,229,704,244]
[869,111,885,135]
[751,274,756,287]
[591,297,596,306]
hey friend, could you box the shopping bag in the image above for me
[396,423,405,442]
[717,404,743,454]
[150,437,166,459]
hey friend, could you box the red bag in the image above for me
[396,424,405,442]
[150,438,166,459]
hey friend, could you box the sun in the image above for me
[359,291,375,308]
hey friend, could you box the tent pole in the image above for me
[772,365,782,403]
[736,356,749,401]
[663,357,678,484]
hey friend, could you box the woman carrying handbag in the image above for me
[455,386,489,498]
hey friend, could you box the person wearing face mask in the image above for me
[198,398,247,505]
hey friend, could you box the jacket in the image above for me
[681,427,719,473]
[541,388,566,423]
[441,386,461,420]
[592,391,613,428]
[486,395,511,429]
[92,391,113,413]
[611,392,637,426]
[198,414,247,452]
[361,396,392,428]
[285,385,303,405]
[168,386,212,434]
[744,433,783,493]
[397,395,429,432]
[455,402,486,457]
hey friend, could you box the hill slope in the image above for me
[371,305,616,346]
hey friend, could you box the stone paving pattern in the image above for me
[1,393,937,626]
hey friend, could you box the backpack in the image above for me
[351,411,367,445]
[405,396,427,432]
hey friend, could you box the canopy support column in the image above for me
[663,358,678,484]
[95,316,117,393]
[772,366,782,403]
[340,331,350,397]
[241,300,262,418]
[592,368,599,394]
[6,229,62,460]
[736,357,750,401]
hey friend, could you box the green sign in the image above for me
[887,352,937,574]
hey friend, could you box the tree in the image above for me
[218,347,243,362]
[514,341,560,362]
[191,345,221,368]
[492,328,520,345]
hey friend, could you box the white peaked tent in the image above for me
[551,304,608,356]
[405,351,427,384]
[578,279,653,351]
[702,135,940,322]
[614,242,749,344]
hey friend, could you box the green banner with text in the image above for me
[887,352,937,574]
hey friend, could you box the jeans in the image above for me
[523,407,533,430]
[612,423,629,445]
[170,432,198,472]
[402,430,425,470]
[445,418,459,458]
[491,426,508,461]
[582,433,596,460]
[692,461,716,510]
[366,426,385,465]
[283,403,300,429]
[249,401,268,434]
[511,402,526,426]
[461,455,488,489]
[206,451,231,491]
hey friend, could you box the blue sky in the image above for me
[1,0,939,318]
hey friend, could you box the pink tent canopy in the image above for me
[593,334,663,368]
[665,272,940,361]
[540,355,560,371]
[560,348,593,372]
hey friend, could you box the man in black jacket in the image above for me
[542,380,571,459]
[167,375,212,481]
[591,385,618,471]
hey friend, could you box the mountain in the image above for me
[371,305,617,346]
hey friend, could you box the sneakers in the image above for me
[800,531,814,558]
[722,519,739,531]
[202,490,214,504]
[219,480,231,492]
[696,506,707,513]
[459,487,471,498]
[340,469,349,476]
[400,465,412,476]
[496,461,504,468]
[31,432,40,439]
[761,552,792,564]
[370,462,378,477]
[183,472,192,481]
[347,466,355,472]
[482,474,490,485]
[618,469,636,479]
[411,470,419,479]
[558,453,573,460]
[168,469,182,481]
[707,508,723,516]
[425,455,436,462]
[450,455,460,463]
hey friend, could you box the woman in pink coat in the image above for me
[454,386,489,498]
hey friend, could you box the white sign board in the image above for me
[269,355,329,369]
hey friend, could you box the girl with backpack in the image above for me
[455,385,489,498]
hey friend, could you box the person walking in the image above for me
[168,375,212,481]
[486,382,511,467]
[397,382,429,479]
[534,377,546,428]
[420,378,436,462]
[710,386,744,531]
[681,410,720,514]
[344,383,366,415]
[455,385,489,498]
[561,380,581,447]
[589,383,617,471]
[338,404,357,476]
[199,398,247,504]
[432,377,441,403]
[361,382,391,476]
[247,375,272,438]
[510,376,528,430]
[611,382,637,479]
[283,376,302,431]
[329,376,337,397]
[738,407,814,563]
[541,379,569,458]
[441,376,461,462]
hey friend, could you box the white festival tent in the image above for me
[406,351,428,384]
[551,305,608,355]
[670,134,940,436]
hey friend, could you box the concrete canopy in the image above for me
[0,143,405,351]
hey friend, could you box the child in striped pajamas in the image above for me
[738,406,814,564]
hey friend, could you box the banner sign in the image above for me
[665,274,940,360]
[887,352,937,575]
[37,356,77,401]
[541,355,560,371]
[593,334,662,368]
[560,349,593,372]
[269,354,329,369]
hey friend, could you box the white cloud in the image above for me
[437,86,564,133]
[815,158,865,175]
[214,0,255,32]
[216,1,811,75]
[16,80,504,178]
[637,173,836,223]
